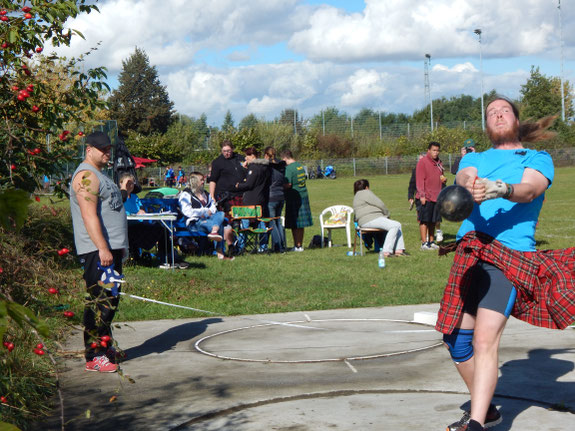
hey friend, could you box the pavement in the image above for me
[41,304,575,430]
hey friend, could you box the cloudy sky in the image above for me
[59,0,574,126]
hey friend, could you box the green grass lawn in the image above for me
[60,167,575,322]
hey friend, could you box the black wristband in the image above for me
[503,183,514,199]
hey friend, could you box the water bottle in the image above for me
[378,251,386,268]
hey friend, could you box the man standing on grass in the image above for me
[281,150,313,251]
[70,132,128,373]
[209,140,246,217]
[436,96,575,431]
[415,141,445,250]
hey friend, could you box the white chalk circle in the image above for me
[194,318,443,363]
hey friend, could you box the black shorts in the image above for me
[463,261,517,318]
[80,249,124,295]
[416,200,442,223]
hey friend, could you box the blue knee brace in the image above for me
[443,329,474,363]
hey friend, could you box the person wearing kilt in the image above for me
[437,96,570,431]
[281,150,312,252]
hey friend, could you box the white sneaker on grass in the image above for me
[436,229,443,242]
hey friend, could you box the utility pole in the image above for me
[558,0,566,121]
[474,29,485,130]
[424,54,433,132]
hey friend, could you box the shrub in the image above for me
[1,204,81,429]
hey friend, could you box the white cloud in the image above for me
[289,0,562,62]
[44,0,575,124]
[335,69,388,107]
[62,0,308,72]
[434,62,477,74]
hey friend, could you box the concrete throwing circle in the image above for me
[194,318,443,363]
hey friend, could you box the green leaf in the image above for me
[0,189,32,231]
[9,30,17,44]
[6,302,50,337]
[72,29,85,40]
[0,301,7,343]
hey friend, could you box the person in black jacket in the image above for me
[235,147,271,207]
[209,140,246,216]
[408,154,424,211]
[264,146,287,252]
[234,147,271,251]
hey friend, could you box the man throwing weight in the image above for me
[437,96,575,431]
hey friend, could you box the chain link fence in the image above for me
[134,147,575,186]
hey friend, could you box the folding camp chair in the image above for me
[230,205,273,254]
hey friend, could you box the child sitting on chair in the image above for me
[178,172,234,260]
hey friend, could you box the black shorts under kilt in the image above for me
[416,200,442,224]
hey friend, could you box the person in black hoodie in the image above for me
[235,147,271,251]
[235,147,271,208]
[264,146,286,252]
[208,140,246,216]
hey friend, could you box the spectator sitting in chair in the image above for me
[179,172,234,261]
[353,179,407,257]
[119,173,169,265]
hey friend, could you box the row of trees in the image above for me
[105,46,575,165]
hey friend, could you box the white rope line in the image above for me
[118,292,442,366]
[119,292,220,315]
[118,292,325,331]
[120,291,437,336]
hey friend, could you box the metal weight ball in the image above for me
[437,185,474,222]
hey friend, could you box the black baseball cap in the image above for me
[86,131,112,149]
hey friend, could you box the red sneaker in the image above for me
[85,355,117,373]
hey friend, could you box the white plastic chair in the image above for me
[319,205,354,248]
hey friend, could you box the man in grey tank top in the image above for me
[70,131,128,373]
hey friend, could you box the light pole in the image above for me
[558,0,566,121]
[474,29,485,131]
[425,53,433,132]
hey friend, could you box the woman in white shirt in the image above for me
[178,172,234,260]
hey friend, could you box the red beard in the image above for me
[487,121,520,146]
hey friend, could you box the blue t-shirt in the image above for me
[123,194,142,215]
[456,148,554,251]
